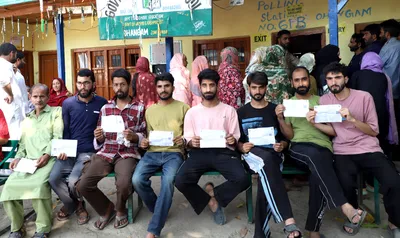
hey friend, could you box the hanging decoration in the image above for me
[40,0,45,33]
[11,16,14,34]
[17,18,20,35]
[26,19,29,38]
[45,20,48,37]
[22,36,24,51]
[1,18,5,43]
[91,3,97,27]
[81,7,85,23]
[36,19,39,38]
[68,9,72,26]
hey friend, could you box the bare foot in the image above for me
[310,231,320,238]
[145,232,156,238]
[208,197,218,213]
[342,205,362,234]
[205,183,215,197]
[389,222,398,230]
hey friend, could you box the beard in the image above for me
[78,88,94,98]
[295,85,310,95]
[202,92,216,100]
[250,93,265,101]
[115,90,129,99]
[328,84,346,94]
[349,46,359,52]
[158,91,173,101]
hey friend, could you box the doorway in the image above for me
[271,27,326,57]
[19,51,34,87]
[39,51,58,89]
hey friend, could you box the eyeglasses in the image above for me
[76,81,92,86]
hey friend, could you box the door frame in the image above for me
[38,50,58,85]
[271,27,326,47]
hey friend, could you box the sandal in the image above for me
[8,227,26,238]
[32,232,50,238]
[283,224,303,238]
[76,206,90,225]
[114,214,129,229]
[93,210,116,230]
[56,207,70,221]
[342,209,367,236]
[203,182,215,197]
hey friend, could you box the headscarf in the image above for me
[298,53,315,73]
[218,47,245,109]
[133,57,157,109]
[170,53,191,105]
[361,52,398,144]
[313,44,340,92]
[191,55,208,106]
[48,78,68,107]
[244,45,290,104]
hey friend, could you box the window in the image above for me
[111,55,121,67]
[128,53,139,66]
[204,49,218,66]
[95,55,104,68]
[78,53,88,68]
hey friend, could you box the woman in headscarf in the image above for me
[298,53,318,95]
[170,53,191,106]
[244,45,291,105]
[48,78,70,107]
[191,55,208,107]
[312,44,340,95]
[218,47,245,109]
[132,57,157,109]
[348,52,398,155]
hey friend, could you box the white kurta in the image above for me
[0,58,24,139]
[15,70,29,115]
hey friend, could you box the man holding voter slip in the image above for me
[175,69,250,225]
[0,84,63,238]
[316,63,400,236]
[237,72,301,238]
[132,72,189,238]
[76,68,146,230]
[49,69,108,225]
[276,66,365,237]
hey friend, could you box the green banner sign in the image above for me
[0,0,36,6]
[96,0,212,40]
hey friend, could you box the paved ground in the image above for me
[1,168,397,238]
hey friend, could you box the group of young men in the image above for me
[1,62,400,238]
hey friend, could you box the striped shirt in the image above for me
[95,98,146,162]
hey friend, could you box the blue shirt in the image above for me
[62,95,108,154]
[380,37,400,99]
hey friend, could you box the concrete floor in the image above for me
[0,174,394,238]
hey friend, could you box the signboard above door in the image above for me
[96,0,212,40]
[0,0,36,7]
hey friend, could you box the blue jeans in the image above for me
[132,152,183,236]
[49,153,93,214]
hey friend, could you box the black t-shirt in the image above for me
[237,102,287,148]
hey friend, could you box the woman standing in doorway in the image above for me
[170,53,191,106]
[132,57,158,109]
[48,78,70,107]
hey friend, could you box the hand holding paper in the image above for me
[200,130,226,148]
[149,131,174,147]
[51,139,78,158]
[283,100,309,117]
[13,158,38,174]
[314,104,342,123]
[248,127,275,146]
[101,115,125,133]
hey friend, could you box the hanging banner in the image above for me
[96,0,212,40]
[0,0,36,6]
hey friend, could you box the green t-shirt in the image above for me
[146,100,190,153]
[285,95,333,152]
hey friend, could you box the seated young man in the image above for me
[1,84,63,238]
[237,72,301,238]
[175,69,250,225]
[315,62,400,236]
[276,66,365,237]
[132,73,190,238]
[76,68,146,230]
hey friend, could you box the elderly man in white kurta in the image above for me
[0,43,24,140]
[0,84,63,238]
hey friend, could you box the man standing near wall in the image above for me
[362,24,383,54]
[14,51,29,116]
[277,30,299,74]
[347,33,366,78]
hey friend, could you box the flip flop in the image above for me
[56,207,70,221]
[94,210,116,230]
[203,182,215,197]
[283,223,303,238]
[342,210,367,236]
[114,214,129,229]
[76,206,90,225]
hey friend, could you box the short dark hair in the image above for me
[111,68,131,85]
[380,19,400,38]
[247,72,268,86]
[198,69,220,85]
[155,72,174,85]
[323,62,348,78]
[77,68,95,82]
[16,51,25,60]
[363,24,381,40]
[291,66,310,79]
[30,83,49,96]
[351,33,366,49]
[277,30,290,38]
[0,43,17,56]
